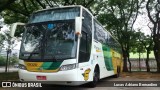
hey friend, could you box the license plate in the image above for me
[36,76,46,80]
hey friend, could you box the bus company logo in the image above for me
[27,63,38,67]
[2,82,11,87]
[94,45,101,52]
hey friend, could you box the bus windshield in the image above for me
[19,20,77,61]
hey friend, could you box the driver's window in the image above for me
[80,31,87,52]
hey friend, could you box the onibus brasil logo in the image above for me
[1,82,42,88]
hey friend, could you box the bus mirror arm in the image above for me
[75,34,82,41]
[10,22,25,37]
[75,17,83,36]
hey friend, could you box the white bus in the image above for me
[10,5,123,87]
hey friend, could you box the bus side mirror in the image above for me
[75,17,83,35]
[10,23,25,37]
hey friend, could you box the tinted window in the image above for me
[94,20,106,44]
[82,9,92,34]
[29,7,80,23]
[94,19,121,53]
[80,32,87,52]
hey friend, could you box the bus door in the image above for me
[78,30,92,81]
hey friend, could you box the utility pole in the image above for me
[5,49,11,72]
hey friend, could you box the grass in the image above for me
[0,72,19,81]
[130,51,155,59]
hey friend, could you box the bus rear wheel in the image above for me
[114,66,120,78]
[89,67,99,87]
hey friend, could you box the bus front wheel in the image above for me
[89,67,99,87]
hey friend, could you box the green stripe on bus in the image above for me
[48,62,62,70]
[41,62,62,70]
[41,62,53,70]
[102,44,114,71]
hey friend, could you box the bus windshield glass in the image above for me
[29,7,80,23]
[19,20,77,61]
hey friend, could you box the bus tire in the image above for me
[89,66,100,87]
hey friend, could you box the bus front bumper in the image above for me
[18,69,85,85]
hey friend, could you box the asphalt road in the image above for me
[1,75,160,90]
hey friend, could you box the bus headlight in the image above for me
[18,64,27,70]
[60,63,78,71]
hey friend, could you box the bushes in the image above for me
[0,56,6,66]
[10,56,19,64]
[0,55,19,66]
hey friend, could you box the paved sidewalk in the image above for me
[0,66,18,73]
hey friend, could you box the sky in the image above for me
[134,14,151,35]
[133,2,152,35]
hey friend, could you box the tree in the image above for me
[97,0,144,72]
[137,30,153,72]
[2,29,18,72]
[0,33,5,52]
[135,36,147,71]
[0,18,6,52]
[0,15,3,29]
[0,0,16,12]
[146,0,160,72]
[1,0,97,24]
[130,32,146,71]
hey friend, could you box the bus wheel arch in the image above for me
[89,64,100,87]
[95,64,100,78]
